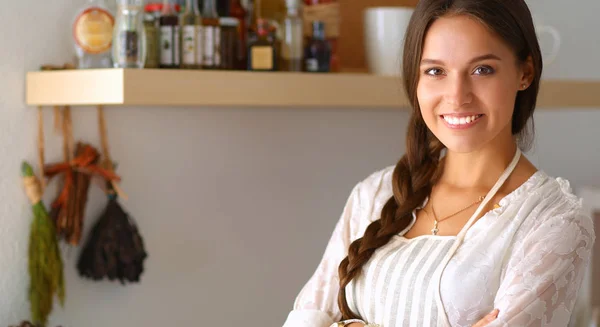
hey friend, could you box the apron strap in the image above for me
[435,147,522,326]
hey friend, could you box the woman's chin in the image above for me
[439,138,485,154]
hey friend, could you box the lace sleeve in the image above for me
[487,205,595,327]
[282,182,363,327]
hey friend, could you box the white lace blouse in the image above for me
[282,165,595,327]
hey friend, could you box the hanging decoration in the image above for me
[43,107,121,246]
[20,107,65,327]
[77,106,148,284]
[22,163,65,327]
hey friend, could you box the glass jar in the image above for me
[112,0,147,68]
[219,17,239,70]
[73,0,115,69]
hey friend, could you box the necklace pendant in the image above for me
[431,221,439,235]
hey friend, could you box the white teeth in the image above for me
[443,114,481,125]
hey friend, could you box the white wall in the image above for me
[0,0,598,326]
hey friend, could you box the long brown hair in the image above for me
[337,0,543,319]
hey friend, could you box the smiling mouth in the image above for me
[440,114,484,126]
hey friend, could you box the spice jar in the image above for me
[219,17,239,70]
[112,0,147,68]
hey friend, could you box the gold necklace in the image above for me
[430,195,486,235]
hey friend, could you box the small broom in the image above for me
[21,161,65,327]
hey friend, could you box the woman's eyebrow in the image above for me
[420,54,502,65]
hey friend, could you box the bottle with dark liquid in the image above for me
[229,0,247,69]
[247,18,277,71]
[304,21,331,72]
[159,0,180,68]
[281,0,303,72]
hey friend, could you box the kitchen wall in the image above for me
[0,0,598,326]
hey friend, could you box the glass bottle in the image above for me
[280,0,303,72]
[304,21,330,72]
[112,0,147,68]
[219,17,239,70]
[202,0,221,69]
[159,0,180,68]
[143,3,162,68]
[180,0,203,68]
[247,18,277,71]
[73,0,115,69]
[229,0,247,69]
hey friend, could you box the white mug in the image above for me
[364,7,414,76]
[534,17,561,65]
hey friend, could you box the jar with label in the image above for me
[247,18,277,71]
[159,0,180,68]
[202,0,221,69]
[72,0,115,69]
[219,17,239,70]
[112,0,147,68]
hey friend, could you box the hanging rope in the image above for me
[37,107,46,192]
[97,105,127,200]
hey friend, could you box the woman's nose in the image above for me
[444,75,473,107]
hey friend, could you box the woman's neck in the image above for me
[438,139,519,190]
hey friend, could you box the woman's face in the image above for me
[417,15,532,153]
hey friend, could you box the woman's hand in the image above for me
[472,309,499,327]
[343,309,498,327]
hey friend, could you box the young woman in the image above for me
[282,0,595,326]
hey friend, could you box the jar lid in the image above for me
[145,3,163,12]
[220,17,240,27]
[145,3,181,12]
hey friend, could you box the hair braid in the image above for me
[337,115,445,319]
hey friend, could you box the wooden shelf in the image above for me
[26,68,600,109]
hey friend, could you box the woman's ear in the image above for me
[519,56,535,90]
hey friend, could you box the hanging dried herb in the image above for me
[76,106,147,284]
[21,162,65,327]
[77,188,148,284]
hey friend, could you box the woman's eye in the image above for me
[474,66,495,75]
[424,68,444,76]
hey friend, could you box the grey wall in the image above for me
[0,0,598,326]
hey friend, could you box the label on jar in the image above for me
[203,25,215,66]
[182,25,197,65]
[118,30,139,64]
[73,7,114,54]
[195,25,204,66]
[305,58,318,72]
[160,25,180,66]
[160,26,174,65]
[214,27,221,67]
[251,46,273,70]
[144,24,158,68]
